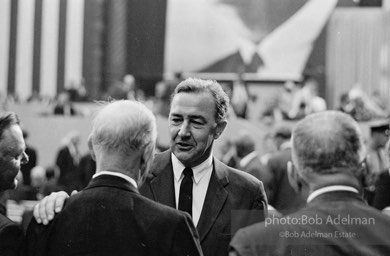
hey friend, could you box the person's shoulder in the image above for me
[134,193,192,226]
[143,150,172,180]
[0,214,18,230]
[0,214,23,240]
[223,162,262,185]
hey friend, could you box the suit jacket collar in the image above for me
[149,150,176,208]
[85,174,139,195]
[149,150,230,242]
[197,158,229,242]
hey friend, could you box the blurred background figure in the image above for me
[123,74,137,100]
[277,80,300,120]
[53,91,77,116]
[337,92,352,113]
[30,166,47,201]
[234,130,267,182]
[372,137,390,211]
[348,87,389,121]
[288,77,327,119]
[365,119,390,204]
[153,79,179,118]
[219,139,238,169]
[230,76,250,119]
[78,152,96,189]
[42,165,64,197]
[20,130,37,186]
[265,125,305,215]
[56,130,82,193]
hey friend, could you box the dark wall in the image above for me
[126,0,167,80]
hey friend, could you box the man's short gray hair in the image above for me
[292,111,366,175]
[171,78,230,123]
[91,100,157,156]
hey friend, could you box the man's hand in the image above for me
[33,190,77,225]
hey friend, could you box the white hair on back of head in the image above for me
[91,100,157,156]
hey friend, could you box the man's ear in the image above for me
[214,120,227,140]
[87,135,96,161]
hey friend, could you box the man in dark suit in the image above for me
[139,78,267,256]
[234,130,268,182]
[55,131,82,193]
[230,111,390,256]
[231,111,390,256]
[33,78,267,256]
[265,125,305,215]
[0,112,29,255]
[25,100,203,256]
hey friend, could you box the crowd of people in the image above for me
[0,78,390,255]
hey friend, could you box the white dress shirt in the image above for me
[307,185,359,203]
[93,171,138,189]
[171,153,213,227]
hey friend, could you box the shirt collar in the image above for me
[93,171,138,189]
[171,153,213,184]
[240,151,258,168]
[307,185,359,203]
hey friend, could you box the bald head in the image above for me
[91,100,157,155]
[89,101,157,184]
[292,111,365,176]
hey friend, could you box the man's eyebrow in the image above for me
[188,115,206,121]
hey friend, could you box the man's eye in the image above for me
[171,118,182,124]
[192,120,202,125]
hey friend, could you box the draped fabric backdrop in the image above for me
[326,8,390,109]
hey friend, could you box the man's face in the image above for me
[169,92,225,167]
[0,125,28,190]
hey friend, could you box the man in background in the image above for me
[234,130,267,182]
[0,112,29,255]
[266,125,305,215]
[25,100,203,256]
[230,111,390,256]
[20,130,37,186]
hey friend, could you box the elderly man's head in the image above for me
[291,111,366,188]
[0,112,28,191]
[89,100,157,185]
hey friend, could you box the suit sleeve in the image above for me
[23,217,52,256]
[0,221,23,256]
[170,212,204,256]
[252,180,268,220]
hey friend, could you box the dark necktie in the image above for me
[245,52,264,73]
[178,168,193,216]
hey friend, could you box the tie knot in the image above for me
[183,168,193,178]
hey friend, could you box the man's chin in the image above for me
[174,150,194,164]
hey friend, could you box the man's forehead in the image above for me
[170,92,216,114]
[0,125,25,148]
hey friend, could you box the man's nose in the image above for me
[21,151,29,165]
[178,121,190,137]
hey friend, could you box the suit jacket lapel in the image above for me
[149,151,176,208]
[196,158,228,242]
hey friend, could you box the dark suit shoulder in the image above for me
[146,150,171,178]
[225,164,264,191]
[0,214,23,256]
